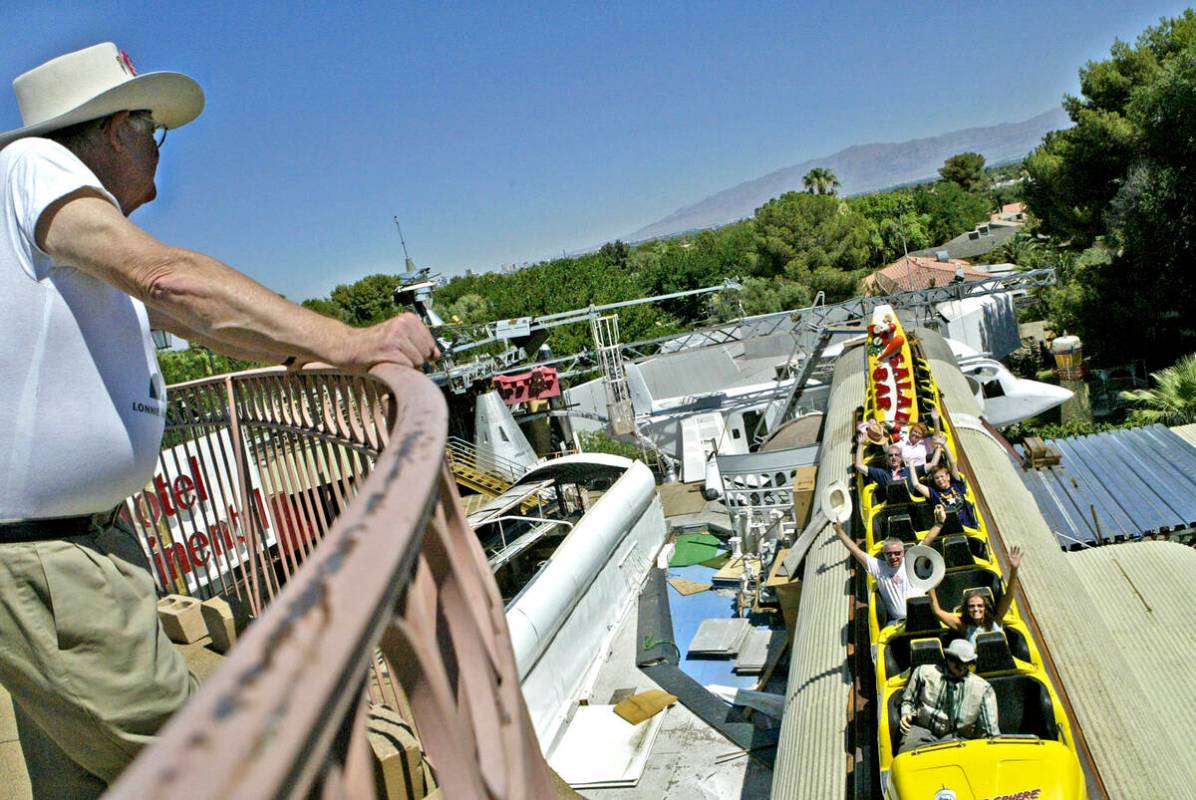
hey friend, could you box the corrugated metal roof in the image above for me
[1068,541,1196,779]
[771,346,862,800]
[1169,421,1196,449]
[1019,425,1196,548]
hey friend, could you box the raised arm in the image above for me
[993,546,1024,624]
[944,445,964,483]
[908,460,931,499]
[853,438,869,475]
[920,504,947,548]
[924,443,945,471]
[928,406,942,438]
[928,587,964,633]
[833,520,869,568]
[40,191,439,371]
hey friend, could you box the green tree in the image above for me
[1021,112,1138,246]
[1022,11,1196,245]
[633,223,755,320]
[939,152,988,192]
[802,167,841,196]
[444,292,491,324]
[301,297,347,321]
[983,233,1042,268]
[848,191,933,265]
[158,347,265,384]
[734,276,812,315]
[911,182,992,245]
[753,192,872,301]
[329,274,405,327]
[1023,15,1196,367]
[597,240,630,269]
[1120,353,1196,425]
[577,430,641,459]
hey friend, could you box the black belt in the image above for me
[0,507,123,543]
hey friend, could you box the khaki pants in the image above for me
[899,723,960,753]
[0,519,196,798]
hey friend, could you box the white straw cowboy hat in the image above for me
[0,42,203,149]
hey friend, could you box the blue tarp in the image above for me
[667,563,767,690]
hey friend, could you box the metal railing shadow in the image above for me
[106,365,552,798]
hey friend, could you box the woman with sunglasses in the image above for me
[929,545,1024,644]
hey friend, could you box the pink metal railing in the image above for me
[106,365,553,798]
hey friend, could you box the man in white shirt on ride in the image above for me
[832,505,946,624]
[0,43,437,798]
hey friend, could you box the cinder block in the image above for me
[200,595,251,654]
[367,704,424,800]
[157,594,206,644]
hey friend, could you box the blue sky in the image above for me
[1,1,1189,300]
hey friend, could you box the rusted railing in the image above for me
[106,365,553,798]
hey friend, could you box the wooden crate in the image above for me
[1024,436,1062,468]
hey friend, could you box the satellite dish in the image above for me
[821,480,853,524]
[904,545,945,593]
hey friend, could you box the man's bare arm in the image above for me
[40,191,438,371]
[148,308,283,363]
[833,520,869,567]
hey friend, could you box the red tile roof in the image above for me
[991,202,1027,221]
[863,255,989,294]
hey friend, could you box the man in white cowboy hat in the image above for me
[0,43,438,796]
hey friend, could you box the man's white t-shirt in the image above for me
[0,138,165,520]
[866,553,922,621]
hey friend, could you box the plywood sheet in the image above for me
[548,704,667,789]
[689,618,751,656]
[658,481,709,516]
[667,577,711,596]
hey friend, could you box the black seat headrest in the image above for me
[962,585,995,610]
[887,513,916,542]
[941,534,974,568]
[903,595,939,635]
[886,481,914,504]
[975,630,1016,675]
[939,509,964,536]
[909,637,944,671]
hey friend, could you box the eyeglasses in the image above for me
[887,453,902,460]
[128,111,167,150]
[883,550,903,558]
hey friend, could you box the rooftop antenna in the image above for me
[394,215,417,273]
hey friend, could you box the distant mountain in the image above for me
[627,107,1069,242]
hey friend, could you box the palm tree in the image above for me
[802,167,841,196]
[1121,353,1196,425]
[996,234,1042,269]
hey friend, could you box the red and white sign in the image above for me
[493,366,561,406]
[121,430,323,594]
